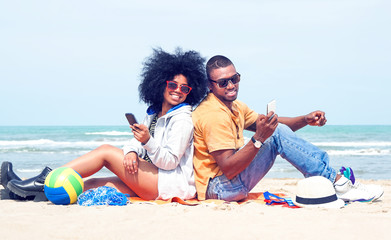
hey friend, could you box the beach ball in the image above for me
[44,167,84,205]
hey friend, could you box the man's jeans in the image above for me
[206,124,337,201]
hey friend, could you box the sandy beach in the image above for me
[1,178,389,240]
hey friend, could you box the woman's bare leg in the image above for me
[63,144,158,200]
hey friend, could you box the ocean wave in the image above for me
[327,148,390,156]
[15,167,114,178]
[0,149,91,155]
[0,139,56,146]
[268,167,298,173]
[0,139,129,148]
[314,141,391,147]
[17,168,45,173]
[85,131,133,136]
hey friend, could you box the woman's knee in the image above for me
[97,144,116,152]
[96,144,122,157]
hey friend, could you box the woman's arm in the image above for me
[122,137,145,157]
[143,116,193,171]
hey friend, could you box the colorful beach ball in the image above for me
[44,167,84,205]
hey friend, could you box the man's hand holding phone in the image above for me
[253,100,278,143]
[267,99,276,121]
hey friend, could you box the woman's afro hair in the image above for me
[139,48,208,112]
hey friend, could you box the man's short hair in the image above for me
[206,55,233,79]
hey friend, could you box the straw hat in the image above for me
[293,176,345,208]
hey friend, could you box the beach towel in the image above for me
[127,191,297,207]
[77,187,298,208]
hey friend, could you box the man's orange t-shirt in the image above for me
[192,93,258,200]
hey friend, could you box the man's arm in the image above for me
[212,113,277,179]
[279,110,327,132]
[245,121,257,132]
[278,116,307,132]
[210,145,257,180]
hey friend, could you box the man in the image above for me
[192,55,383,202]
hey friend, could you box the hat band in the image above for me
[296,194,338,205]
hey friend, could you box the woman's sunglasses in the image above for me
[166,81,192,95]
[209,73,241,89]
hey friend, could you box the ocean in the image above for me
[0,125,390,179]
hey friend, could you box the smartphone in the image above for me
[267,100,276,114]
[125,113,138,126]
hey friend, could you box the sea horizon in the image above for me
[1,125,390,180]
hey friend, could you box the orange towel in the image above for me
[128,192,287,206]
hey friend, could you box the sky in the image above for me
[1,0,390,126]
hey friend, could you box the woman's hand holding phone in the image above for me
[125,112,150,144]
[131,124,150,145]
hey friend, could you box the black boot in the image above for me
[0,161,22,189]
[0,189,34,201]
[7,166,52,202]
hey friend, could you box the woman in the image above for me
[1,48,208,201]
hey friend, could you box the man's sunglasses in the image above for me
[209,73,241,88]
[166,81,192,95]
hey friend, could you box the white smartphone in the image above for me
[267,100,276,114]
